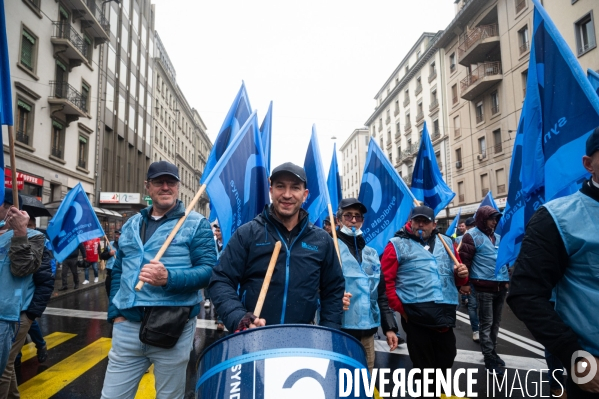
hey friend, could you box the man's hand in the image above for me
[139,260,169,286]
[574,356,599,393]
[454,263,468,279]
[386,331,399,351]
[343,292,352,311]
[6,207,30,237]
[109,250,116,256]
[249,318,266,329]
[113,316,127,324]
[459,285,471,295]
[236,312,266,332]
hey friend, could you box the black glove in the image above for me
[235,312,257,332]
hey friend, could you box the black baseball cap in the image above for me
[3,188,23,210]
[114,230,121,234]
[465,217,475,227]
[586,126,599,156]
[410,205,434,221]
[270,162,307,184]
[338,198,368,214]
[147,161,180,181]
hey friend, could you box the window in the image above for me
[394,100,399,115]
[522,69,528,97]
[78,135,88,169]
[432,119,440,137]
[475,101,484,123]
[478,136,487,158]
[491,91,500,114]
[458,181,465,202]
[455,148,462,169]
[515,0,526,14]
[496,169,506,194]
[518,26,529,54]
[481,174,490,197]
[575,12,596,56]
[416,102,424,121]
[449,53,456,73]
[84,34,93,61]
[451,84,458,104]
[405,112,411,128]
[493,129,502,153]
[51,120,65,159]
[81,82,90,113]
[16,98,34,146]
[454,115,461,137]
[415,76,422,95]
[386,109,390,124]
[429,61,437,82]
[20,27,37,72]
[403,89,410,107]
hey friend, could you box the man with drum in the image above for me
[210,162,345,332]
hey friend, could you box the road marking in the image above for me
[134,365,156,399]
[374,340,547,370]
[18,337,112,399]
[21,332,77,362]
[456,311,545,356]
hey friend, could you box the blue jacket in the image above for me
[107,201,216,322]
[24,239,55,319]
[209,205,345,332]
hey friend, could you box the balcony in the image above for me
[519,41,529,55]
[16,130,30,146]
[63,0,109,42]
[454,128,461,138]
[48,81,88,124]
[394,107,400,116]
[459,194,465,203]
[492,142,503,154]
[428,71,437,83]
[404,121,412,133]
[497,184,506,194]
[399,151,411,163]
[52,147,63,159]
[431,129,441,142]
[78,159,86,169]
[407,142,419,155]
[515,0,526,14]
[415,84,423,96]
[378,124,382,132]
[403,97,410,107]
[51,22,89,69]
[458,24,500,66]
[415,111,424,122]
[460,61,503,101]
[482,188,490,197]
[385,116,391,125]
[429,98,439,112]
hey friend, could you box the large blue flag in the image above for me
[446,207,462,237]
[327,143,342,212]
[204,111,269,247]
[410,122,455,216]
[589,69,599,96]
[259,101,272,176]
[47,183,104,262]
[358,140,416,255]
[495,110,545,274]
[303,125,330,225]
[479,190,499,211]
[0,0,13,204]
[520,0,599,202]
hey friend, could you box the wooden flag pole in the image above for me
[327,203,342,267]
[253,241,282,318]
[7,126,19,207]
[104,234,116,259]
[135,183,207,291]
[439,234,460,267]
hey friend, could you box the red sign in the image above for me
[5,168,44,189]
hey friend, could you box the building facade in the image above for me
[339,128,369,199]
[436,0,598,220]
[364,32,452,222]
[4,0,108,214]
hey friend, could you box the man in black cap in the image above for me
[210,162,345,331]
[381,205,468,393]
[0,188,45,374]
[508,127,599,398]
[101,161,216,398]
[457,215,479,342]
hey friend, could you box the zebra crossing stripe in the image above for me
[20,332,77,362]
[18,337,112,399]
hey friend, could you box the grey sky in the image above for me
[150,1,456,174]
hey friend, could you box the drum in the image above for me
[196,324,371,398]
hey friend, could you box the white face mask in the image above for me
[341,225,363,236]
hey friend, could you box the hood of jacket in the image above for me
[475,205,502,236]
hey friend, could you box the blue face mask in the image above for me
[341,225,362,236]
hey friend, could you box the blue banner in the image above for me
[589,69,599,96]
[303,125,330,225]
[0,0,12,203]
[520,0,598,202]
[318,143,343,223]
[445,207,461,237]
[204,111,269,247]
[259,101,273,176]
[479,190,499,211]
[410,122,455,216]
[358,140,416,255]
[47,183,104,263]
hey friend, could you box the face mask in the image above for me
[0,220,5,229]
[341,225,363,236]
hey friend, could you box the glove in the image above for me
[235,312,257,332]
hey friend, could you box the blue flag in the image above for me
[588,69,599,96]
[358,140,416,255]
[520,0,599,202]
[445,207,462,237]
[259,101,273,176]
[0,0,13,203]
[479,190,499,211]
[204,111,269,247]
[318,143,343,224]
[303,125,330,225]
[495,110,545,274]
[47,183,104,263]
[410,122,455,216]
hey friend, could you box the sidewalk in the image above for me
[49,265,108,301]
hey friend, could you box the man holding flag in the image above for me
[101,161,216,399]
[508,128,599,397]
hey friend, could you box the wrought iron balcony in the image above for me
[430,129,441,142]
[51,22,89,68]
[403,97,410,107]
[460,61,503,101]
[416,111,424,122]
[16,130,30,146]
[52,147,63,159]
[415,84,423,96]
[519,41,529,55]
[458,24,500,66]
[64,0,109,42]
[48,81,88,123]
[497,184,506,194]
[428,71,437,83]
[429,98,439,112]
[78,159,86,169]
[515,0,526,14]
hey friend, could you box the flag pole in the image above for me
[7,126,19,206]
[327,203,342,267]
[439,234,460,267]
[253,241,282,318]
[135,183,207,291]
[104,234,116,259]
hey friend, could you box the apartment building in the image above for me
[364,32,452,222]
[339,128,369,199]
[4,0,108,208]
[436,0,598,220]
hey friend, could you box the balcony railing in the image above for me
[515,0,526,14]
[428,71,437,83]
[492,142,503,154]
[431,129,441,142]
[52,22,88,56]
[458,24,499,59]
[491,104,500,115]
[85,0,110,33]
[429,98,439,112]
[476,113,484,124]
[452,95,458,104]
[52,147,63,159]
[49,81,88,113]
[404,121,412,133]
[461,61,502,93]
[519,41,529,54]
[378,124,383,132]
[385,117,391,125]
[459,194,465,203]
[497,184,506,194]
[16,130,30,145]
[450,64,456,74]
[78,159,86,169]
[394,107,400,116]
[415,84,423,96]
[403,97,410,107]
[482,188,490,197]
[416,111,424,122]
[454,128,461,137]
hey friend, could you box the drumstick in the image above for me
[253,241,282,318]
[327,204,342,267]
[135,184,207,291]
[439,234,460,267]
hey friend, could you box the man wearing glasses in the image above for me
[101,161,216,399]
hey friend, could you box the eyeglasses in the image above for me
[342,214,364,222]
[149,179,178,187]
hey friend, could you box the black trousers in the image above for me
[105,269,112,297]
[61,259,79,287]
